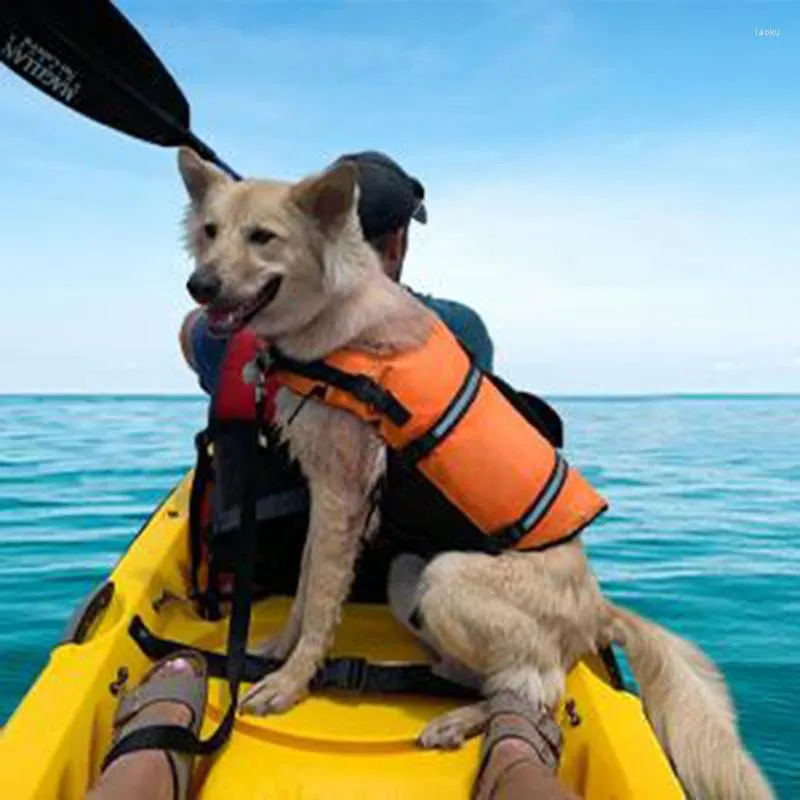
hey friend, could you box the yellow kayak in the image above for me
[0,473,684,799]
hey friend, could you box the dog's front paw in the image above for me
[417,704,489,750]
[238,668,310,717]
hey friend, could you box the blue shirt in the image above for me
[188,293,494,396]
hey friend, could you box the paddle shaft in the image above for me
[183,132,241,180]
[65,21,243,179]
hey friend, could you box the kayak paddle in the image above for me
[0,0,240,178]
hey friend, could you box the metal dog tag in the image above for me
[241,359,262,386]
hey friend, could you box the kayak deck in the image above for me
[0,475,685,799]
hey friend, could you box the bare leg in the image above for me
[473,738,579,800]
[88,750,177,800]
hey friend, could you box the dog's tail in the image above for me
[607,603,774,800]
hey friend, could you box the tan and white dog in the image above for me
[177,147,774,800]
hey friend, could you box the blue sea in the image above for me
[0,395,797,796]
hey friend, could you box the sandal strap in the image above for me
[101,724,195,799]
[115,669,206,730]
[482,714,562,769]
[477,691,563,780]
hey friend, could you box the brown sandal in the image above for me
[472,691,569,800]
[101,650,208,800]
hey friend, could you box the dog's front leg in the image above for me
[239,480,370,715]
[252,529,313,661]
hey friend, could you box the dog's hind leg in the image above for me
[412,552,568,749]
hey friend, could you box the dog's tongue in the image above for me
[207,305,244,335]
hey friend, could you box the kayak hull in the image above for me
[0,474,684,799]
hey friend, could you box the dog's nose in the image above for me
[186,267,221,304]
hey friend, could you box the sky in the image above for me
[0,0,798,395]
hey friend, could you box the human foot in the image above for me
[471,691,578,800]
[91,652,208,800]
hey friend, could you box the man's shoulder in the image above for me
[184,310,229,395]
[409,289,494,372]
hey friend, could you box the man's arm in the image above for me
[179,309,228,396]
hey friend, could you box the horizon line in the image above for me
[1,392,799,402]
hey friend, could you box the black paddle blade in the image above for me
[0,0,240,176]
[0,0,189,145]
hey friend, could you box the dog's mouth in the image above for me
[207,276,283,336]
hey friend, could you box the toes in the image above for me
[157,657,197,679]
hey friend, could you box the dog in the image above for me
[177,147,774,800]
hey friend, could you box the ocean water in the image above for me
[0,394,798,796]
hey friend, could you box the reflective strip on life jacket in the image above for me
[269,319,608,551]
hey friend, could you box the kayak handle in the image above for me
[59,581,115,646]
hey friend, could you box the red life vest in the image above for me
[190,328,310,619]
[211,328,279,422]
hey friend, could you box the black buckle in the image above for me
[488,523,524,552]
[351,377,384,410]
[317,657,369,692]
[194,429,210,453]
[351,377,410,426]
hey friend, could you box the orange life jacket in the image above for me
[267,318,608,551]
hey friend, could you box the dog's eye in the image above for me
[203,223,218,240]
[248,227,275,246]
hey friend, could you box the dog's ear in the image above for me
[290,162,358,231]
[178,147,229,209]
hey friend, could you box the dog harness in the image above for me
[266,318,609,552]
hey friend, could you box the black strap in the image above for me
[269,348,411,427]
[106,391,266,768]
[187,429,212,599]
[599,645,625,691]
[517,391,564,449]
[213,487,310,533]
[128,614,479,699]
